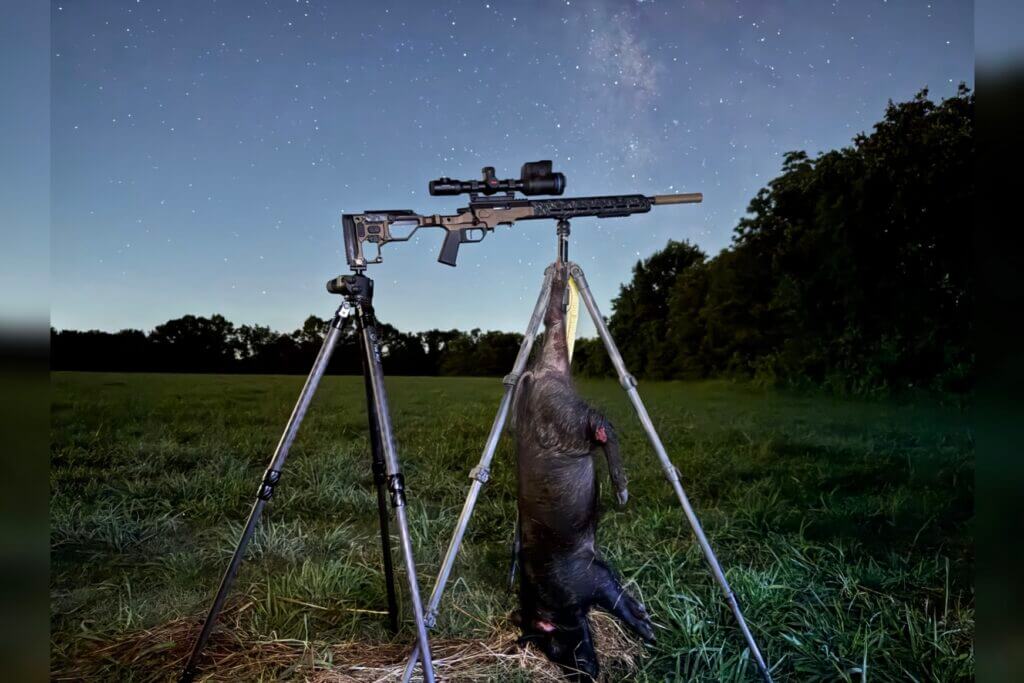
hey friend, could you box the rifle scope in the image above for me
[428,160,566,197]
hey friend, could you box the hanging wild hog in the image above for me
[511,263,655,681]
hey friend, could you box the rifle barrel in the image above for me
[651,192,702,205]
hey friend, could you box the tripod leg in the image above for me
[180,305,350,683]
[355,307,437,683]
[361,348,400,633]
[569,263,774,683]
[400,266,555,683]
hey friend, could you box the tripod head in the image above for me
[326,272,374,306]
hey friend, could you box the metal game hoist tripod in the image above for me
[397,223,773,681]
[180,273,437,682]
[372,158,770,679]
[398,223,775,680]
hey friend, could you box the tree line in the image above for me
[50,316,525,378]
[575,86,973,394]
[51,87,973,394]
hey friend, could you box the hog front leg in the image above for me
[565,613,599,682]
[591,560,656,643]
[589,411,628,506]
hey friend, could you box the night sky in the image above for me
[50,1,973,336]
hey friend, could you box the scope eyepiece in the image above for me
[519,160,565,196]
[428,160,566,197]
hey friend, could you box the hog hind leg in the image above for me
[590,560,655,643]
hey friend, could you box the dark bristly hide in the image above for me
[511,263,654,681]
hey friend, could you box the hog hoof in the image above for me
[631,602,656,643]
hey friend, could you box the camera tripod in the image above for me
[180,273,436,683]
[399,221,774,683]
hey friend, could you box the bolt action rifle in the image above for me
[341,161,702,269]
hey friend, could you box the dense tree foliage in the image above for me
[51,315,524,378]
[581,86,973,393]
[52,88,972,393]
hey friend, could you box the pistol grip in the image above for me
[439,230,462,267]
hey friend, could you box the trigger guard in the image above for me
[463,228,487,243]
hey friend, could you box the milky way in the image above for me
[50,1,973,335]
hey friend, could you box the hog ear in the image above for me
[534,619,557,633]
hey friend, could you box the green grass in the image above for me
[51,372,973,681]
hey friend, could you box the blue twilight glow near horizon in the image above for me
[50,0,973,336]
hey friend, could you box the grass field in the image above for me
[50,372,973,681]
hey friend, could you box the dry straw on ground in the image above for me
[53,604,644,681]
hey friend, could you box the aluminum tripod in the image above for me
[401,223,773,682]
[180,273,435,683]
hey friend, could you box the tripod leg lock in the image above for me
[387,473,407,507]
[424,609,437,629]
[469,466,490,484]
[257,468,282,501]
[502,372,520,388]
[620,372,638,390]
